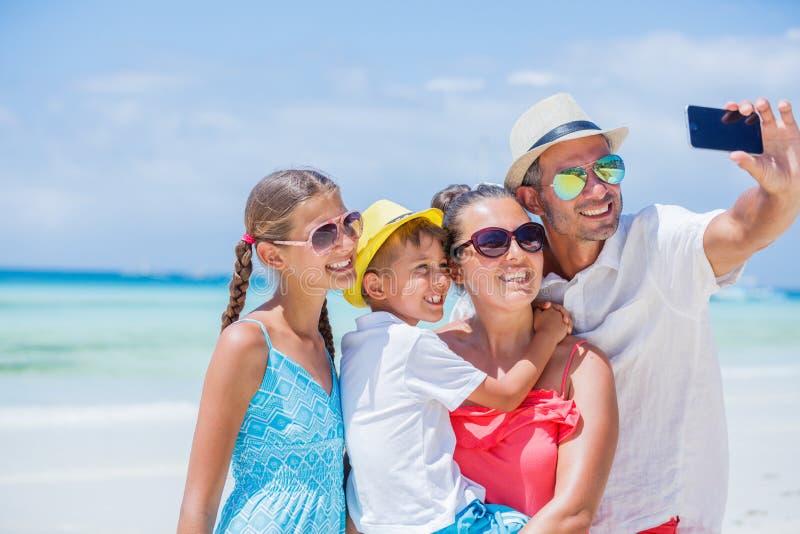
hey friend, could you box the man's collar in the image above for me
[542,221,625,285]
[594,223,624,271]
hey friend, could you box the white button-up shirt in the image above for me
[451,204,742,533]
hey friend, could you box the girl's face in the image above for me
[452,197,543,310]
[267,190,358,293]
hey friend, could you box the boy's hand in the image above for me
[534,300,573,334]
[533,306,571,343]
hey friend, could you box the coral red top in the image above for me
[450,341,585,517]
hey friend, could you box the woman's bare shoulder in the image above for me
[435,318,471,335]
[533,336,607,392]
[559,336,610,368]
[555,336,614,398]
[435,319,471,344]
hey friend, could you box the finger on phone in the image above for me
[721,110,741,124]
[724,101,738,111]
[755,98,774,125]
[778,100,796,127]
[744,114,759,126]
[738,100,755,116]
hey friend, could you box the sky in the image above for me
[2,1,800,287]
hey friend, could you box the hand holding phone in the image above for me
[686,105,764,154]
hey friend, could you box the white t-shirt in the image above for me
[340,311,488,534]
[452,204,742,534]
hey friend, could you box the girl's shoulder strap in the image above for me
[234,318,274,352]
[560,339,588,397]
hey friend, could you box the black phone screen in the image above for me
[686,105,763,154]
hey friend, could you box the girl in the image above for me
[178,169,362,533]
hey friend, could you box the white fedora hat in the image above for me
[504,93,629,190]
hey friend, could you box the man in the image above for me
[470,93,798,533]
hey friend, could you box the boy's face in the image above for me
[374,234,451,326]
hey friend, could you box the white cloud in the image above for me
[97,99,143,126]
[579,32,800,95]
[382,84,419,100]
[76,71,186,95]
[330,67,370,96]
[3,185,88,233]
[0,105,16,126]
[425,77,485,93]
[190,111,243,131]
[787,28,800,41]
[507,70,560,87]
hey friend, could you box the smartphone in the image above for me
[686,105,763,154]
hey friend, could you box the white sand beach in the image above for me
[0,363,797,533]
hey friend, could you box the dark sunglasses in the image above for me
[452,222,545,259]
[273,210,363,256]
[549,153,625,200]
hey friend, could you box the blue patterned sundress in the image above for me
[215,318,345,534]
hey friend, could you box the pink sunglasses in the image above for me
[272,210,363,256]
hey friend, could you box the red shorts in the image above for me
[637,516,680,534]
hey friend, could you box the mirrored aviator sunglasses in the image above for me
[273,210,363,255]
[453,222,545,259]
[550,154,625,201]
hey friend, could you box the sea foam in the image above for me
[0,402,198,429]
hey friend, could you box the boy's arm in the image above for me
[466,308,567,412]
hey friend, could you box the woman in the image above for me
[433,184,619,533]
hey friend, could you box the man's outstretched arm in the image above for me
[704,98,800,276]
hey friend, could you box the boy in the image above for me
[340,199,570,533]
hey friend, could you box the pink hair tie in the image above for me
[242,233,255,245]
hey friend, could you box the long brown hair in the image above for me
[220,169,339,360]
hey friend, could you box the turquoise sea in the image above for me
[1,268,799,406]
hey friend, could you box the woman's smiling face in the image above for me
[453,197,543,309]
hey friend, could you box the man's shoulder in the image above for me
[620,204,695,238]
[625,204,725,243]
[630,203,721,224]
[628,203,679,224]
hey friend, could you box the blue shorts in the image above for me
[432,499,530,534]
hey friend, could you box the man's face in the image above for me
[529,135,623,243]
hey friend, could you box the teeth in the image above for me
[327,259,351,269]
[500,271,528,282]
[424,295,442,304]
[580,204,610,216]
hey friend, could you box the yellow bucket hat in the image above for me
[343,199,443,308]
